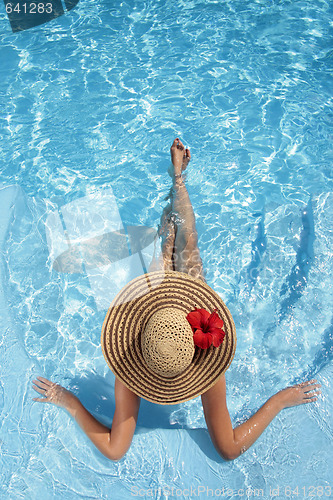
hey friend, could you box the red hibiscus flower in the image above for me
[186,308,225,349]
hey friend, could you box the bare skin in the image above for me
[32,139,321,461]
[32,376,140,461]
[201,376,320,460]
[149,138,204,279]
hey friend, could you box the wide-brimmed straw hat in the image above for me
[101,271,236,405]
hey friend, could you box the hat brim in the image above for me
[101,271,236,405]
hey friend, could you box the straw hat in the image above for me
[101,271,236,405]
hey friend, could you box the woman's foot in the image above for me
[170,138,191,177]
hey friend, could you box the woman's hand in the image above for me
[275,379,321,410]
[32,376,77,410]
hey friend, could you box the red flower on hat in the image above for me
[186,308,225,349]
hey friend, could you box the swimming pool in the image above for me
[0,0,332,498]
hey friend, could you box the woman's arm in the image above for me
[201,375,321,461]
[32,376,140,461]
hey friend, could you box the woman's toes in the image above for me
[171,138,179,148]
[181,148,191,171]
[170,138,186,173]
[177,139,184,150]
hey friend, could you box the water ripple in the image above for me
[0,0,332,497]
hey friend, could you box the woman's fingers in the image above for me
[32,377,73,408]
[299,378,315,386]
[279,379,322,408]
[299,380,321,396]
[304,393,319,403]
[32,376,57,403]
[32,384,47,396]
[299,380,321,403]
[304,389,321,400]
[298,380,321,391]
[32,397,49,403]
[32,379,50,390]
[303,384,321,393]
[36,376,53,385]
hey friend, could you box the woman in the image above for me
[32,138,321,461]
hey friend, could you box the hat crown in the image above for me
[141,308,195,378]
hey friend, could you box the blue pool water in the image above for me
[0,0,332,498]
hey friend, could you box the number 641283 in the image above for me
[6,3,54,14]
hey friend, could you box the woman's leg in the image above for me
[169,138,205,281]
[148,202,176,272]
[150,138,204,280]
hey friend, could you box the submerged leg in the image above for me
[159,204,176,271]
[148,202,176,272]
